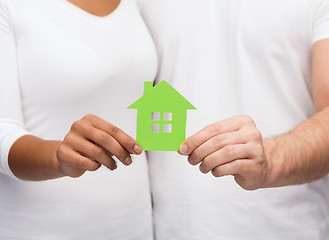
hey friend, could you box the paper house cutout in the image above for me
[128,81,196,151]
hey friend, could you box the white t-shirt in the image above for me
[139,0,329,239]
[0,0,157,239]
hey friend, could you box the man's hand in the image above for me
[177,39,329,190]
[179,116,270,190]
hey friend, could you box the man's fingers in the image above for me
[188,130,249,165]
[211,159,247,178]
[83,114,142,155]
[179,115,255,155]
[199,143,254,174]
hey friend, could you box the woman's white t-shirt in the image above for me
[0,0,157,239]
[139,0,329,239]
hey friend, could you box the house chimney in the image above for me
[144,81,153,95]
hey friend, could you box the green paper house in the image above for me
[128,81,196,151]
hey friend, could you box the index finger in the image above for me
[83,114,142,155]
[179,116,253,155]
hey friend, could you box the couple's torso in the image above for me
[2,0,329,239]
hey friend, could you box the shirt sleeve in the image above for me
[313,0,329,44]
[0,2,31,178]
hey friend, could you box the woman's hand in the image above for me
[57,114,142,178]
[178,116,270,190]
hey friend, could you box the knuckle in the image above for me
[224,145,235,158]
[240,115,254,125]
[211,122,222,133]
[109,126,119,135]
[63,133,75,143]
[71,120,80,130]
[82,114,94,121]
[97,132,111,145]
[71,120,82,131]
[214,134,225,148]
[90,131,100,141]
[250,129,262,140]
[92,147,104,159]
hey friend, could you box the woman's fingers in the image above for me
[57,144,101,177]
[82,114,142,155]
[65,133,118,170]
[72,121,133,166]
[57,114,142,177]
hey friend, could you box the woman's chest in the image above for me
[12,0,157,105]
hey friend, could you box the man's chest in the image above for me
[141,0,315,52]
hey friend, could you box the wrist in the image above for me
[262,138,285,188]
[48,140,66,178]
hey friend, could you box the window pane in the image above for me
[152,124,160,133]
[164,112,172,121]
[163,124,172,133]
[152,112,160,120]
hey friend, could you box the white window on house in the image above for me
[163,124,172,133]
[152,112,160,120]
[163,112,173,133]
[151,112,173,133]
[152,124,160,133]
[164,112,172,121]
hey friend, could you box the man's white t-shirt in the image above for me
[139,0,329,239]
[0,0,157,239]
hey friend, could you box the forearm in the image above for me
[8,135,65,181]
[264,107,329,188]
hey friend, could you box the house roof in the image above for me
[128,80,196,110]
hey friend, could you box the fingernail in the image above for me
[111,163,117,171]
[187,156,194,165]
[179,144,188,155]
[200,165,206,174]
[133,144,142,154]
[125,156,132,165]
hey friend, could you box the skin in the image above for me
[8,0,142,181]
[179,39,329,191]
[67,0,121,17]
